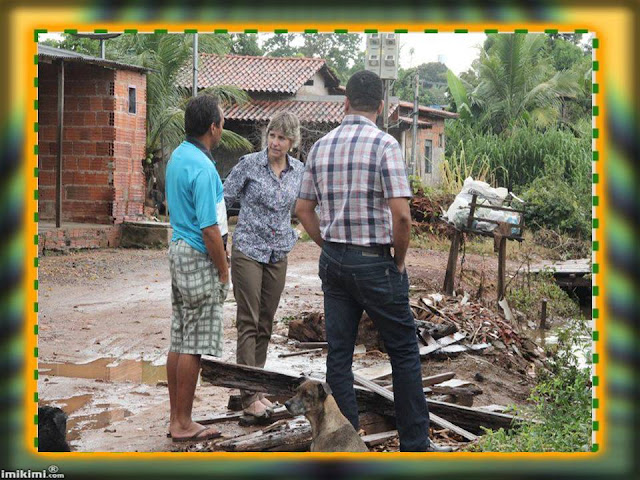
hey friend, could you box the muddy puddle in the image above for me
[39,358,167,384]
[40,393,134,442]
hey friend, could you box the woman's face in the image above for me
[267,129,293,161]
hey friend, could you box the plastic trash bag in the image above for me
[444,177,521,234]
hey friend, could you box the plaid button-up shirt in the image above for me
[298,114,412,246]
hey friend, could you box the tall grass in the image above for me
[442,122,591,238]
[444,121,591,194]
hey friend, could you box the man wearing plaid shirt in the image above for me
[297,70,448,452]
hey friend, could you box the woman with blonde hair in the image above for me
[223,112,303,418]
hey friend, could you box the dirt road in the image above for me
[38,240,527,452]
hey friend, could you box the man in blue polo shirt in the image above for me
[165,95,228,442]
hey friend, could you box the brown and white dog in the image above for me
[285,379,368,452]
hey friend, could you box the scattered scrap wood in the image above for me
[362,430,398,447]
[278,348,323,358]
[294,341,328,349]
[217,419,312,452]
[196,411,244,425]
[287,312,383,351]
[354,387,527,435]
[419,332,466,356]
[353,373,478,442]
[410,291,546,372]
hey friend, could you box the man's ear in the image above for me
[376,100,384,116]
[344,97,351,114]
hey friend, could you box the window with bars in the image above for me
[128,86,136,114]
[424,139,433,174]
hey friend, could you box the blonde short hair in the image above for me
[263,111,301,149]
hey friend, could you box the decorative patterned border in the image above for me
[31,26,599,455]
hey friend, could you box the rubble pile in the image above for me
[411,293,547,376]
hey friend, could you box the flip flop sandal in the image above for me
[171,426,222,443]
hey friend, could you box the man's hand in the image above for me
[202,225,229,284]
[388,197,411,273]
[295,198,323,248]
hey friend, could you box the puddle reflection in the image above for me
[39,358,167,385]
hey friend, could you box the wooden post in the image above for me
[497,236,507,301]
[444,229,462,295]
[55,60,65,228]
[540,298,548,330]
[467,194,477,230]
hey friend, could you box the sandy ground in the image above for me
[38,240,530,452]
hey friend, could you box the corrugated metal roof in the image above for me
[176,54,340,94]
[38,44,150,73]
[225,98,398,125]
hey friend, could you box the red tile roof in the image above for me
[177,54,340,94]
[225,98,398,125]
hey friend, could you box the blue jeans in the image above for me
[319,242,430,452]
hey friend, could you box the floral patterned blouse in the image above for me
[224,148,304,263]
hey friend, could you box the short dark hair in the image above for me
[184,94,222,137]
[346,70,383,112]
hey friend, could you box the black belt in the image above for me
[325,241,391,256]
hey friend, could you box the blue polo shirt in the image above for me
[165,141,223,254]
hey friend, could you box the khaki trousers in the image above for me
[231,246,288,407]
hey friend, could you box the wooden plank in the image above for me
[354,388,528,434]
[353,363,393,381]
[195,411,244,425]
[278,348,323,358]
[200,356,304,396]
[423,372,456,386]
[443,229,462,295]
[419,332,466,356]
[497,236,507,301]
[218,420,312,452]
[353,373,478,441]
[294,341,329,349]
[362,430,398,447]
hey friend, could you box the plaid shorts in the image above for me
[168,239,229,356]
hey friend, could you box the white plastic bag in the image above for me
[445,177,519,233]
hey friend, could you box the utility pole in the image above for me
[192,33,198,97]
[383,80,390,132]
[410,73,419,176]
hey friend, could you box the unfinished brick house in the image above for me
[176,54,457,185]
[37,44,149,251]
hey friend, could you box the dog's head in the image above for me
[284,379,332,417]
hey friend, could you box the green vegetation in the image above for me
[507,270,583,321]
[443,33,592,241]
[468,318,591,452]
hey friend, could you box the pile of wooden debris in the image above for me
[173,292,547,453]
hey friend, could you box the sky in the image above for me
[397,33,486,74]
[41,32,487,76]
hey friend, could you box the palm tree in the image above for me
[473,34,578,133]
[113,34,252,163]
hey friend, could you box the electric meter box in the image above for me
[365,33,399,79]
[380,34,399,79]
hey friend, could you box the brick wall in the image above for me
[404,117,446,187]
[38,62,116,224]
[112,69,147,222]
[37,61,147,225]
